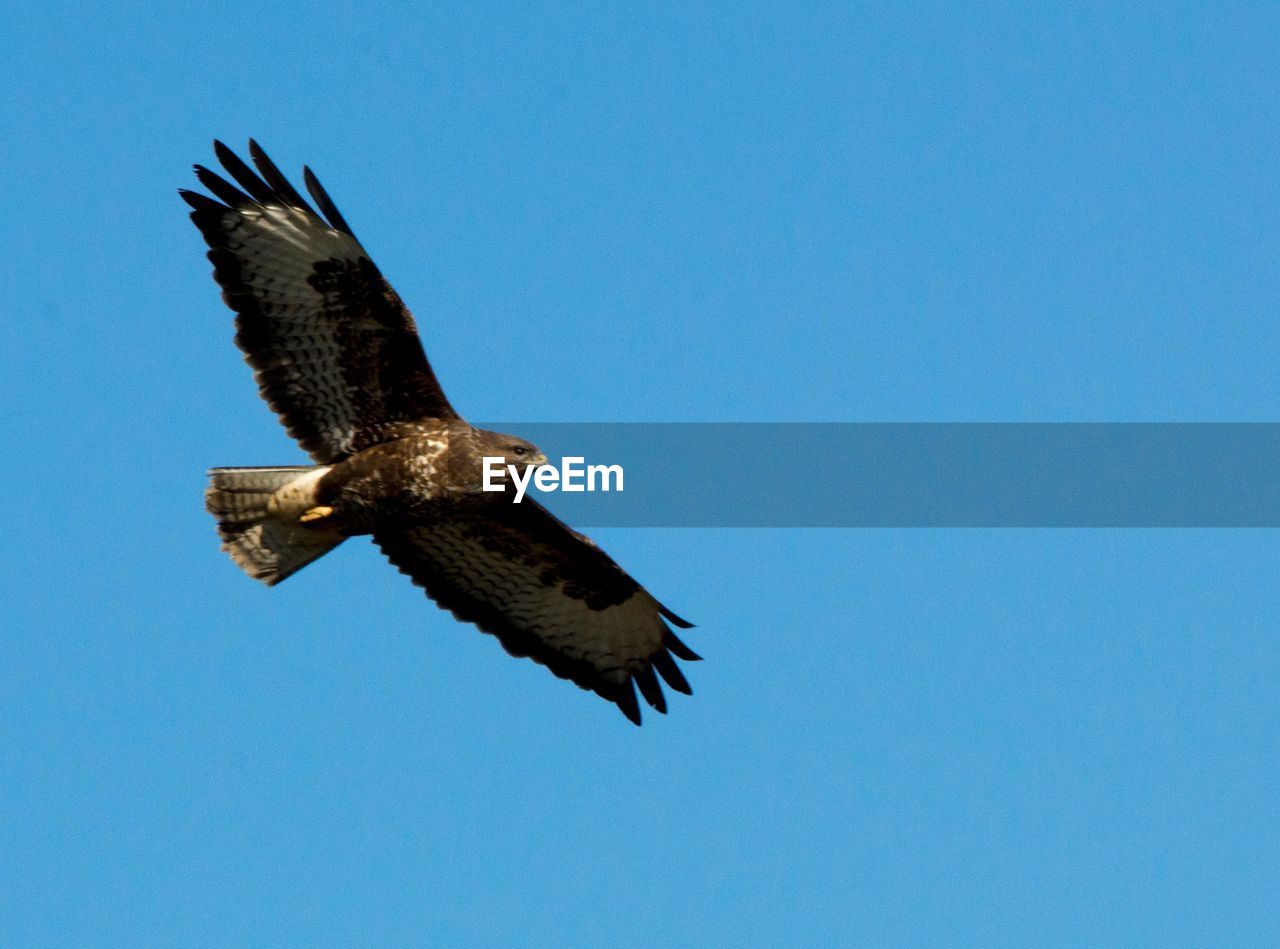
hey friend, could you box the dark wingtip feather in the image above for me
[194,164,254,208]
[179,188,221,212]
[247,139,317,215]
[663,629,702,662]
[651,649,692,695]
[213,140,275,205]
[633,666,668,714]
[614,681,642,726]
[212,140,240,170]
[660,604,695,629]
[303,165,355,236]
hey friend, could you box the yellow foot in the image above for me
[299,505,334,524]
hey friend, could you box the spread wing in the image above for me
[182,140,457,463]
[374,500,699,725]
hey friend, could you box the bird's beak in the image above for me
[531,452,548,466]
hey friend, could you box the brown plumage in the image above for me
[184,141,697,724]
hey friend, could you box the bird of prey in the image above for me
[182,141,698,724]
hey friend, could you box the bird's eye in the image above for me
[511,445,528,456]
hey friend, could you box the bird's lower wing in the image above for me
[374,499,698,724]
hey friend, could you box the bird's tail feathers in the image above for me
[205,466,344,585]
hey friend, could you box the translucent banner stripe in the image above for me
[476,423,1280,527]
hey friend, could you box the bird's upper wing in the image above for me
[182,140,457,463]
[374,499,699,725]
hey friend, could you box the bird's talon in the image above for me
[299,505,334,523]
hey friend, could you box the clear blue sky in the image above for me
[3,2,1279,945]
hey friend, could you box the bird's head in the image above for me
[474,429,547,478]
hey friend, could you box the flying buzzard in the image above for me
[182,141,698,725]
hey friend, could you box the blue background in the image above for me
[3,2,1279,945]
